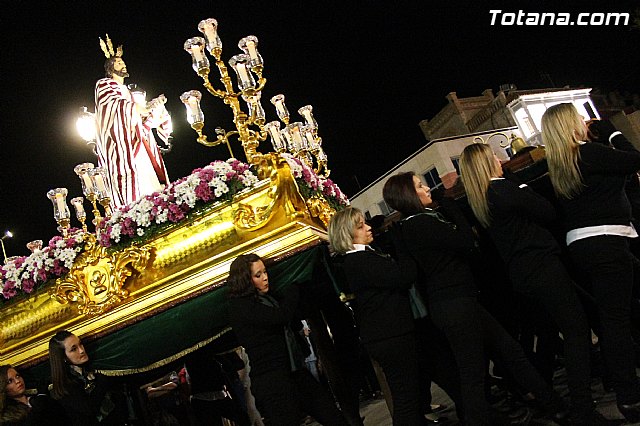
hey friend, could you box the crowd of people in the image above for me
[3,104,640,426]
[326,105,640,426]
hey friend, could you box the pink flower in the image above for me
[21,279,35,294]
[2,281,17,299]
[167,204,185,222]
[195,181,213,202]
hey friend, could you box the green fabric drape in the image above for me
[23,246,330,383]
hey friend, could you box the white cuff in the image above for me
[609,131,622,143]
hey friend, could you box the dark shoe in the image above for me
[569,411,625,426]
[617,399,640,423]
[424,412,448,424]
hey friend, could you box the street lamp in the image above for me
[76,106,97,154]
[1,230,13,262]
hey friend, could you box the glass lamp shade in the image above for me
[74,163,97,197]
[184,37,210,73]
[242,93,265,124]
[238,35,263,69]
[198,18,222,54]
[70,197,86,221]
[228,54,256,91]
[281,126,295,152]
[302,125,319,151]
[316,147,327,162]
[90,167,111,200]
[46,188,71,222]
[76,106,97,143]
[180,91,204,125]
[298,105,318,129]
[270,94,290,123]
[265,121,285,152]
[290,122,306,151]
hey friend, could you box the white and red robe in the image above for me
[94,78,171,208]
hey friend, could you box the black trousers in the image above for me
[250,368,348,426]
[366,333,423,425]
[569,235,640,405]
[512,254,593,419]
[430,296,558,426]
[414,317,463,417]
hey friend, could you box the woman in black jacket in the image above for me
[459,142,609,425]
[542,104,640,423]
[328,206,424,425]
[0,365,68,426]
[226,253,348,426]
[48,330,128,426]
[383,172,565,426]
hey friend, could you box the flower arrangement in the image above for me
[97,158,260,247]
[0,156,347,302]
[1,232,85,300]
[281,153,349,210]
[1,159,259,302]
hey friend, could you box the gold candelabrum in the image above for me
[181,18,329,177]
[46,164,113,238]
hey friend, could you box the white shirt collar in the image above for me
[346,244,368,254]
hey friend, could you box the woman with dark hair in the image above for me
[328,206,424,425]
[542,103,640,423]
[0,365,67,425]
[226,253,348,426]
[458,142,614,425]
[383,171,566,426]
[48,330,128,425]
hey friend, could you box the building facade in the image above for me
[352,87,601,219]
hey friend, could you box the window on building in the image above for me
[423,168,443,189]
[451,157,461,175]
[583,102,597,119]
[377,200,393,216]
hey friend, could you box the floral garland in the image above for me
[1,232,85,300]
[0,159,259,302]
[97,158,259,247]
[281,153,349,210]
[1,156,348,302]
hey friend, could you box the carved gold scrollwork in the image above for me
[49,235,151,315]
[305,195,335,228]
[233,153,307,231]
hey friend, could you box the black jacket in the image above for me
[228,285,302,378]
[560,136,640,231]
[56,370,128,426]
[398,200,479,302]
[486,178,561,281]
[342,249,416,344]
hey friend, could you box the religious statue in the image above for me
[95,34,172,208]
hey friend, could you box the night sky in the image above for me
[1,1,639,255]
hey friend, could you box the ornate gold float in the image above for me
[0,18,349,369]
[0,153,339,367]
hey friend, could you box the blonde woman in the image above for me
[459,143,609,425]
[542,103,640,423]
[328,207,424,425]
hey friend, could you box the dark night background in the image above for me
[1,1,639,255]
